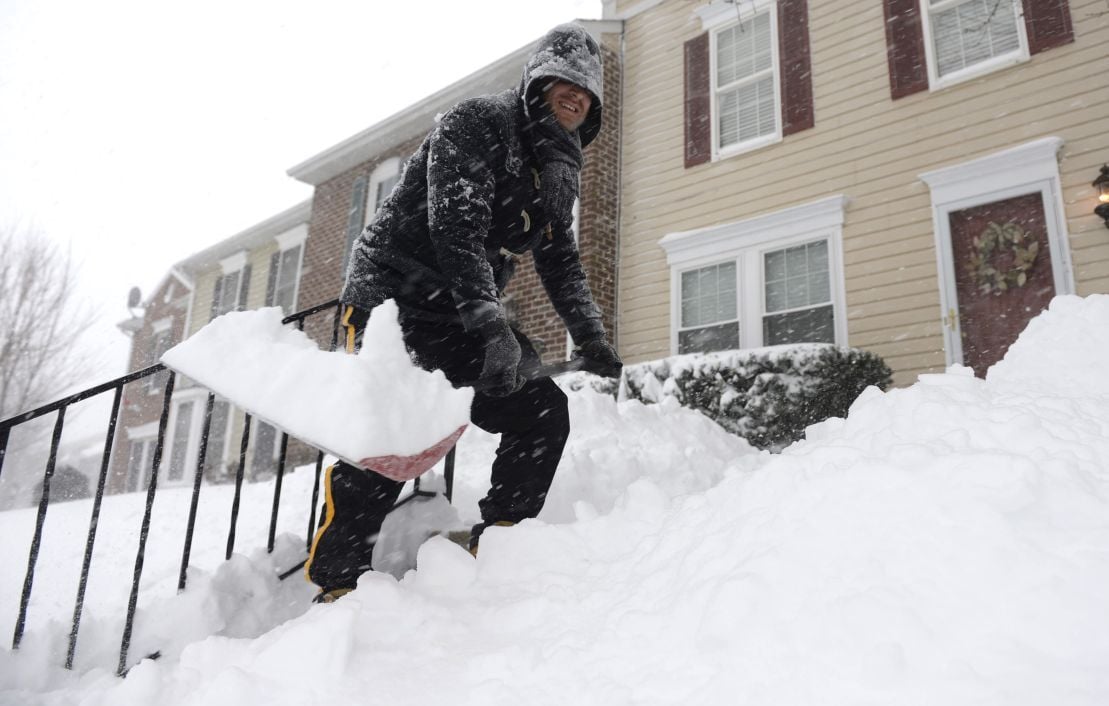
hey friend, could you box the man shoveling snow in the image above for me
[162,23,620,605]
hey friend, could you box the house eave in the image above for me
[286,19,623,187]
[176,199,313,275]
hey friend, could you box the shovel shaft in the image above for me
[465,356,604,392]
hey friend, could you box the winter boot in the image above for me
[468,521,515,557]
[313,587,354,604]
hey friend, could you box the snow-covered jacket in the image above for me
[340,24,606,344]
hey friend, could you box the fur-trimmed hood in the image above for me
[520,23,604,147]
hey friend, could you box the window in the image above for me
[661,196,848,355]
[126,437,155,493]
[211,252,251,321]
[679,262,739,354]
[761,240,834,345]
[342,176,369,273]
[685,0,812,167]
[921,0,1026,87]
[167,400,195,482]
[883,0,1072,99]
[713,12,778,154]
[368,157,402,216]
[204,400,232,481]
[266,227,306,317]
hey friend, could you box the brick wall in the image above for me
[297,136,426,349]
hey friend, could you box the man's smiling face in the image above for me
[543,80,591,132]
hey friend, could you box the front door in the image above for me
[948,192,1056,376]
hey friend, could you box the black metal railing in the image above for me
[0,298,454,676]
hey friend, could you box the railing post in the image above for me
[117,371,175,676]
[12,406,67,650]
[178,392,215,592]
[65,386,123,669]
[444,447,456,504]
[225,413,252,561]
[0,424,10,484]
[267,432,290,553]
[307,452,325,551]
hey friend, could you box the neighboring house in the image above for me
[109,268,194,494]
[109,201,312,493]
[287,20,623,362]
[605,0,1108,385]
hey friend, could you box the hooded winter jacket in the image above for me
[340,24,606,344]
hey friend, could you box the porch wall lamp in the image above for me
[1094,165,1109,229]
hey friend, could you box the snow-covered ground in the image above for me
[2,295,1108,705]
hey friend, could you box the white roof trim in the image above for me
[918,136,1064,206]
[276,223,308,251]
[660,195,849,266]
[607,0,667,20]
[176,199,311,274]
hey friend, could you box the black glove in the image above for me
[477,318,525,396]
[340,305,370,354]
[575,337,622,378]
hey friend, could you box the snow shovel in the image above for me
[357,356,602,482]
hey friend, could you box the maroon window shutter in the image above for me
[778,0,814,136]
[684,33,711,168]
[1022,0,1074,55]
[883,0,929,99]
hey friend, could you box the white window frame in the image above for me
[660,195,849,355]
[272,225,308,315]
[696,0,783,161]
[365,157,403,225]
[918,136,1074,367]
[214,251,249,318]
[164,388,208,486]
[919,0,1030,92]
[125,422,158,493]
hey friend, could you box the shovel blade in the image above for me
[357,424,468,482]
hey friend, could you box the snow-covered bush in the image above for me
[562,344,891,451]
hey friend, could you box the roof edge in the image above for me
[286,19,622,187]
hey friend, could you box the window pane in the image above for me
[932,0,1021,77]
[716,14,772,87]
[375,174,400,211]
[205,401,230,480]
[127,440,146,493]
[764,240,831,313]
[719,75,776,148]
[763,304,834,345]
[252,422,277,477]
[679,321,740,354]
[217,271,240,316]
[274,245,301,314]
[168,402,193,481]
[681,262,737,329]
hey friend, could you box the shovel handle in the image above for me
[465,356,612,392]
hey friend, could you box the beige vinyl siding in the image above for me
[189,270,217,337]
[184,242,281,467]
[618,0,1109,386]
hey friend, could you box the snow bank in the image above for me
[161,300,472,459]
[5,295,1109,705]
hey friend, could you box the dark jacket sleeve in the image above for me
[533,219,605,344]
[426,103,503,331]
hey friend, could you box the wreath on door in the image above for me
[966,221,1040,295]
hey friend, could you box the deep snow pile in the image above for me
[161,300,472,459]
[3,295,1109,705]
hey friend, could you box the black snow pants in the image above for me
[305,313,570,591]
